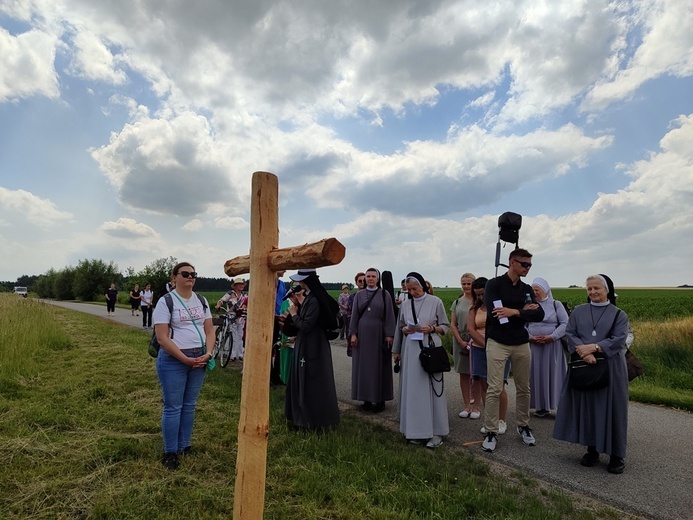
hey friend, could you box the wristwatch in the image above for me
[595,344,600,353]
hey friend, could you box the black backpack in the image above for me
[147,292,208,358]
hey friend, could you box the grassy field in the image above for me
[0,294,637,519]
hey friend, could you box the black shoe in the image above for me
[162,452,179,470]
[607,456,625,474]
[360,401,373,411]
[534,409,549,418]
[372,402,385,413]
[178,446,192,456]
[580,448,600,467]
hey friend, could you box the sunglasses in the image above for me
[514,260,532,269]
[357,279,365,284]
[178,271,198,279]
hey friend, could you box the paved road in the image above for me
[45,300,693,519]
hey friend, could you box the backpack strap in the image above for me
[194,292,208,312]
[164,293,174,339]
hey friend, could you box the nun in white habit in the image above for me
[392,272,450,448]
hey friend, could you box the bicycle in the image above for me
[211,305,237,368]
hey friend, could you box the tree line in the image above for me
[2,258,224,303]
[1,259,354,302]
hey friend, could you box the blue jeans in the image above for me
[156,348,206,454]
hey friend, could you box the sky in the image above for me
[1,0,692,289]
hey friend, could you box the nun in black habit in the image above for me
[284,269,340,430]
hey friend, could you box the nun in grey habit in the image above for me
[553,274,630,474]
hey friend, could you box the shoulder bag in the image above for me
[625,349,644,381]
[411,298,451,377]
[567,309,620,391]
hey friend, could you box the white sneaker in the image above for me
[481,432,497,452]
[517,425,536,446]
[481,420,506,435]
[458,410,470,418]
[426,435,443,448]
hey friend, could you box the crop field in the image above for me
[317,287,693,322]
[201,287,693,322]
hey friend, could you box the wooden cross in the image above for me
[223,171,345,520]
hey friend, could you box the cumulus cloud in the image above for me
[67,30,128,84]
[0,27,60,102]
[89,110,237,216]
[182,219,204,231]
[213,217,248,230]
[0,187,72,227]
[583,0,693,111]
[302,123,613,216]
[2,1,692,286]
[99,217,158,238]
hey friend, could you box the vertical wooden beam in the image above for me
[233,172,277,520]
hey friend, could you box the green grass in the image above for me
[0,294,627,519]
[624,318,693,410]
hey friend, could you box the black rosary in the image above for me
[589,305,608,337]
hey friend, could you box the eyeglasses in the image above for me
[178,271,198,279]
[513,260,532,269]
[357,279,365,284]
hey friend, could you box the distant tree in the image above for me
[137,256,178,304]
[122,266,136,285]
[72,259,121,301]
[34,269,58,298]
[16,274,38,289]
[53,267,76,300]
[194,277,233,292]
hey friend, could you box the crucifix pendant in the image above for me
[300,357,306,367]
[591,330,597,337]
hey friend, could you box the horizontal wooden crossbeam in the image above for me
[224,238,346,277]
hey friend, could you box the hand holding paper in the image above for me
[493,300,509,324]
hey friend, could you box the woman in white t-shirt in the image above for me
[140,283,154,329]
[153,262,214,471]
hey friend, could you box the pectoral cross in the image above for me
[299,357,306,368]
[224,171,345,520]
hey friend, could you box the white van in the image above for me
[13,287,28,297]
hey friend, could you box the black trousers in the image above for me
[142,305,153,327]
[270,321,283,385]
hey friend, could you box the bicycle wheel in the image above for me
[219,329,233,367]
[211,323,223,358]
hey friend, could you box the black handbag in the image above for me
[411,299,451,375]
[567,309,621,391]
[419,342,452,374]
[568,353,609,390]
